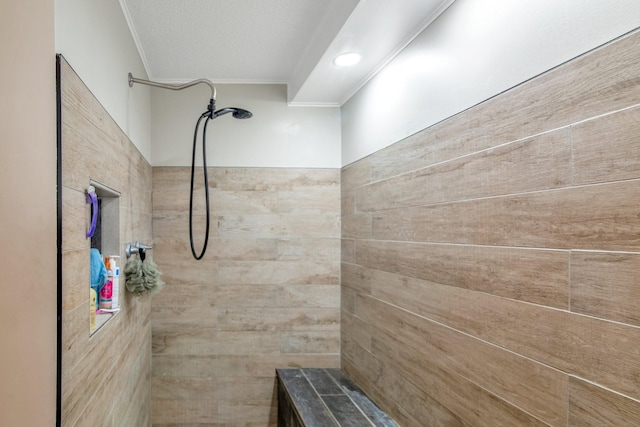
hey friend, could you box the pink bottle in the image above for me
[99,258,113,309]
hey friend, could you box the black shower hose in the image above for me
[189,111,212,260]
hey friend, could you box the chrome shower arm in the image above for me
[128,73,217,101]
[127,73,251,261]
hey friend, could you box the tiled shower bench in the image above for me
[276,368,399,427]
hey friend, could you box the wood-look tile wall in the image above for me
[151,167,341,426]
[60,56,153,426]
[341,30,640,426]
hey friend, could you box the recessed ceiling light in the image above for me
[334,52,361,67]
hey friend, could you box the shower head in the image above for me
[232,108,253,119]
[212,107,253,120]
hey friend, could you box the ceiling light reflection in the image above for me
[334,52,362,67]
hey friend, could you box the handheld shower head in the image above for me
[212,107,253,119]
[128,71,252,260]
[232,108,253,119]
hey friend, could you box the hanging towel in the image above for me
[90,248,107,308]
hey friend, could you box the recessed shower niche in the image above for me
[87,180,120,335]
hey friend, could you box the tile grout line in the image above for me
[322,369,379,427]
[357,102,640,188]
[300,370,342,427]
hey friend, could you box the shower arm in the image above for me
[128,73,217,102]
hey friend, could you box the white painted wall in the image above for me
[55,0,639,168]
[341,0,640,166]
[151,84,341,168]
[54,1,341,168]
[55,0,151,160]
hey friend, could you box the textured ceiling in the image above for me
[120,0,454,105]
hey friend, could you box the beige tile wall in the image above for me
[60,56,153,426]
[341,30,640,426]
[151,167,341,426]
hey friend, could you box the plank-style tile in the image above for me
[211,190,279,215]
[341,262,373,296]
[341,213,372,239]
[152,353,339,381]
[217,399,277,424]
[217,260,339,285]
[302,368,344,395]
[151,166,191,189]
[218,214,340,238]
[341,157,371,191]
[322,395,374,426]
[572,105,640,185]
[359,295,568,425]
[277,370,338,427]
[569,376,640,426]
[152,211,215,239]
[152,325,280,356]
[213,167,287,191]
[151,424,215,427]
[325,369,400,427]
[151,355,219,379]
[151,283,224,308]
[211,167,339,192]
[277,238,340,262]
[280,330,341,354]
[360,262,640,399]
[102,331,151,424]
[214,307,340,332]
[216,376,277,401]
[196,284,280,308]
[278,284,340,308]
[342,357,436,427]
[61,64,125,192]
[570,251,640,326]
[112,339,152,425]
[357,239,569,308]
[62,186,90,252]
[62,249,90,314]
[278,188,340,215]
[148,255,218,286]
[372,329,548,427]
[154,236,279,262]
[369,129,440,183]
[151,378,218,424]
[151,293,218,329]
[373,179,640,251]
[215,354,339,378]
[340,333,366,377]
[341,310,372,352]
[341,188,357,216]
[341,238,356,264]
[358,128,571,212]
